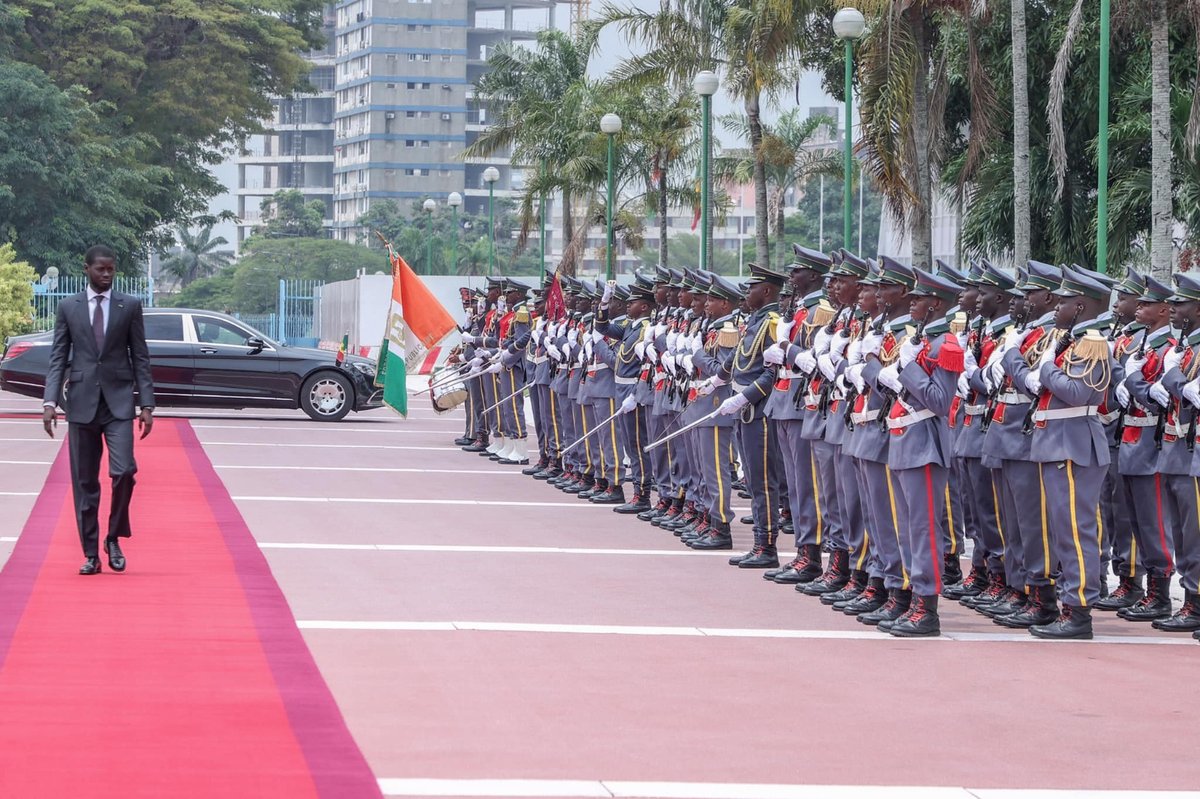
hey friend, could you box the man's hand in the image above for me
[762,341,786,366]
[43,405,57,438]
[1149,381,1171,407]
[718,393,749,416]
[138,408,154,440]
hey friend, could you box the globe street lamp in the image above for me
[483,166,500,276]
[447,191,463,275]
[423,198,437,274]
[833,7,866,252]
[693,70,719,272]
[600,113,622,280]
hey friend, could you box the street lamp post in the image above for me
[833,7,866,253]
[423,198,437,274]
[483,167,500,276]
[600,113,622,280]
[447,191,463,276]
[693,70,719,272]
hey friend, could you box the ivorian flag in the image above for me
[381,247,456,416]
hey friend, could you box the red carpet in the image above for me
[0,419,381,798]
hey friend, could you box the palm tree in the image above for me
[1148,0,1172,279]
[1011,0,1031,268]
[159,224,232,287]
[715,110,841,267]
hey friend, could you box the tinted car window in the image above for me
[144,314,185,342]
[194,317,255,346]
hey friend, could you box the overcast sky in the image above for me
[205,2,838,246]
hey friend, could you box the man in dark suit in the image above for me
[42,245,155,575]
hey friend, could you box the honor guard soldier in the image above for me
[487,278,533,465]
[716,262,787,569]
[1153,271,1200,632]
[639,266,679,522]
[1116,273,1176,622]
[524,286,554,475]
[1022,266,1117,640]
[461,279,504,452]
[863,267,965,637]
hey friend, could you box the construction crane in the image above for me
[569,0,590,36]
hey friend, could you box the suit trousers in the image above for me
[852,458,881,577]
[697,424,734,526]
[943,459,967,561]
[1000,459,1045,588]
[482,373,500,435]
[645,411,670,499]
[497,369,526,439]
[860,460,907,589]
[962,457,1004,574]
[1106,457,1141,578]
[892,463,949,597]
[953,457,985,569]
[540,386,562,462]
[588,399,621,485]
[619,405,650,492]
[737,411,782,545]
[835,447,863,558]
[1040,460,1106,608]
[68,397,136,558]
[811,440,845,550]
[1125,474,1176,578]
[775,420,821,550]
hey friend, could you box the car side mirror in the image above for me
[245,336,265,354]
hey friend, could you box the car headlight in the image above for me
[348,361,375,376]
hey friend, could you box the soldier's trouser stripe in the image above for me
[884,467,910,589]
[634,407,645,486]
[1129,536,1138,578]
[1153,474,1176,573]
[1038,466,1052,580]
[549,392,561,455]
[491,373,502,430]
[580,406,592,474]
[761,417,773,544]
[925,465,942,592]
[509,376,525,439]
[944,484,957,555]
[811,451,823,546]
[713,426,726,524]
[1067,461,1088,607]
[608,399,619,482]
[989,476,1006,550]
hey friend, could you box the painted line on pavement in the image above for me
[0,460,54,465]
[298,619,1195,646]
[217,465,527,475]
[376,781,1200,799]
[233,495,608,508]
[260,542,730,557]
[0,492,39,497]
[0,438,57,443]
[205,441,454,451]
[192,423,463,434]
[0,536,17,542]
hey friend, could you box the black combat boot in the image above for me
[639,496,671,522]
[454,435,474,446]
[860,588,911,627]
[841,578,887,614]
[522,455,549,476]
[652,498,685,527]
[798,549,851,596]
[822,569,867,605]
[942,553,963,587]
[1095,575,1144,611]
[681,516,711,545]
[578,478,606,500]
[961,571,1007,609]
[613,487,650,513]
[676,512,705,538]
[766,544,822,584]
[1030,605,1093,640]
[942,565,988,600]
[889,594,941,638]
[590,483,626,505]
[980,586,1029,619]
[561,472,591,494]
[690,521,733,550]
[462,434,489,452]
[1152,590,1200,632]
[736,541,780,569]
[1118,575,1173,621]
[662,501,698,531]
[996,584,1059,629]
[534,459,562,480]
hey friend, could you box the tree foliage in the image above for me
[0,243,35,340]
[256,189,328,239]
[159,224,233,287]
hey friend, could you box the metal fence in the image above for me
[30,276,153,332]
[277,279,322,346]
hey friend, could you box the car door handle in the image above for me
[199,347,218,355]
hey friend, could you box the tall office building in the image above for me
[331,0,554,241]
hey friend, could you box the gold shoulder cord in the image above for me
[733,316,772,371]
[1023,328,1059,366]
[1063,332,1112,392]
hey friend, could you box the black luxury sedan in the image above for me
[0,308,383,421]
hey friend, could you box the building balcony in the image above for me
[238,153,336,165]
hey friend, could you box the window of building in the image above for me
[420,140,430,148]
[405,139,416,148]
[441,54,452,62]
[404,168,427,176]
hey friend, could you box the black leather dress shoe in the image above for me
[79,557,102,575]
[105,539,126,572]
[454,436,473,446]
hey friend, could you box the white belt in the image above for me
[532,355,548,364]
[887,408,937,430]
[1033,405,1099,422]
[1098,409,1120,425]
[996,391,1031,405]
[1121,414,1158,427]
[1166,422,1185,437]
[615,375,639,385]
[964,403,986,416]
[851,409,881,424]
[652,372,667,385]
[586,363,609,373]
[776,369,803,380]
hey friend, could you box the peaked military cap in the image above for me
[708,274,742,302]
[681,268,707,292]
[1114,268,1146,297]
[653,264,671,285]
[737,281,751,294]
[666,268,686,289]
[877,255,916,289]
[1168,272,1200,303]
[611,283,632,302]
[1018,261,1061,291]
[1006,267,1028,296]
[1053,265,1112,301]
[831,249,869,279]
[977,260,1017,290]
[1140,274,1172,303]
[486,275,505,289]
[791,244,832,273]
[966,259,986,284]
[910,267,962,304]
[934,259,970,286]
[746,261,789,286]
[629,279,656,302]
[502,277,531,294]
[1072,264,1116,290]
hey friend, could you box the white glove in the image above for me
[1183,378,1200,408]
[601,280,615,306]
[583,339,593,360]
[645,343,658,364]
[689,332,703,352]
[619,393,637,414]
[486,361,503,374]
[817,352,837,381]
[1024,372,1042,396]
[957,373,970,398]
[829,331,850,362]
[1149,381,1171,407]
[476,297,486,314]
[1037,343,1056,370]
[987,357,1006,390]
[546,342,562,361]
[461,332,476,345]
[1003,328,1023,352]
[776,319,795,343]
[662,352,676,372]
[695,378,716,397]
[1115,382,1131,408]
[899,337,922,368]
[847,338,864,366]
[1125,354,1146,376]
[812,327,832,355]
[653,323,667,338]
[795,350,818,375]
[762,341,786,366]
[861,331,883,357]
[964,347,979,375]
[680,354,694,374]
[590,329,602,344]
[496,298,507,314]
[719,393,749,416]
[567,327,579,346]
[634,341,646,359]
[1164,347,1185,374]
[848,363,865,393]
[878,363,903,393]
[666,330,679,349]
[469,356,484,369]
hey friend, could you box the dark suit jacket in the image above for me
[43,291,156,423]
